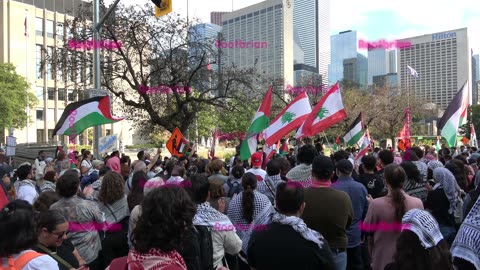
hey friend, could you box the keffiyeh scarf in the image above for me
[432,167,458,214]
[402,209,443,249]
[451,196,480,270]
[272,212,326,250]
[193,202,233,227]
[128,248,187,270]
[227,191,274,253]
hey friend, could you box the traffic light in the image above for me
[151,0,172,18]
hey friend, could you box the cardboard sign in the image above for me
[166,128,190,157]
[99,134,118,154]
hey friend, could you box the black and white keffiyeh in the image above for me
[451,196,480,270]
[272,212,326,250]
[432,167,458,214]
[227,190,274,253]
[193,202,233,227]
[402,209,443,249]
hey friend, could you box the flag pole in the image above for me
[25,9,29,143]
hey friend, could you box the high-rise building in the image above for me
[473,53,479,104]
[329,30,367,88]
[0,0,135,145]
[397,28,471,110]
[221,0,294,87]
[189,23,222,69]
[293,0,329,88]
[367,47,397,86]
[210,11,229,26]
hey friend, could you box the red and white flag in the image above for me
[24,15,28,37]
[355,129,371,161]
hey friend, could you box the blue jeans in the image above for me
[332,249,347,270]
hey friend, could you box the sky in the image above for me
[114,0,480,56]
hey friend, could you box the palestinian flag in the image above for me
[280,139,289,156]
[240,86,272,161]
[471,124,477,147]
[52,96,124,137]
[436,137,441,151]
[296,82,346,138]
[355,129,371,161]
[343,112,363,146]
[265,92,312,145]
[438,82,469,147]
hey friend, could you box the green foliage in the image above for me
[125,143,158,149]
[0,63,37,129]
[67,144,92,152]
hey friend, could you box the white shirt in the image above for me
[81,159,93,175]
[246,168,267,182]
[16,181,38,205]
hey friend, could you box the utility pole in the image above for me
[92,0,120,158]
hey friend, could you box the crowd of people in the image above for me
[0,141,480,270]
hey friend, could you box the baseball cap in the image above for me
[251,152,263,167]
[92,160,104,167]
[336,159,353,175]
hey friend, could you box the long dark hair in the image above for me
[446,159,468,191]
[242,172,258,223]
[400,161,423,183]
[392,231,454,270]
[127,171,148,211]
[384,164,407,222]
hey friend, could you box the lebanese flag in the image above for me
[240,86,272,160]
[355,129,371,161]
[265,92,312,145]
[52,96,124,137]
[296,82,346,138]
[438,82,469,147]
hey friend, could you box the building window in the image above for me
[37,129,45,142]
[36,109,44,121]
[48,88,54,100]
[36,45,43,79]
[57,22,64,40]
[67,89,75,101]
[47,47,53,80]
[36,86,43,98]
[46,20,54,38]
[58,88,65,100]
[35,17,43,36]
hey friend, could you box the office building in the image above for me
[368,47,397,86]
[221,0,294,87]
[0,0,135,146]
[210,11,229,26]
[397,28,471,110]
[189,23,222,69]
[473,53,478,104]
[373,73,398,91]
[329,30,367,88]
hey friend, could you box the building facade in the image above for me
[397,28,471,110]
[221,0,294,87]
[328,30,367,88]
[473,53,478,104]
[0,0,135,147]
[210,11,229,26]
[367,47,397,86]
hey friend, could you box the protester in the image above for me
[208,178,231,213]
[400,161,428,202]
[410,146,428,182]
[227,172,274,268]
[364,163,424,270]
[105,151,121,174]
[356,155,385,198]
[0,200,59,269]
[33,191,60,212]
[108,186,195,270]
[35,150,47,180]
[425,167,458,245]
[83,166,111,201]
[286,144,317,188]
[302,155,353,270]
[34,210,88,270]
[246,152,267,182]
[55,152,70,175]
[50,170,104,269]
[224,165,244,198]
[166,165,185,185]
[248,182,336,269]
[332,159,368,270]
[188,174,242,269]
[80,151,94,177]
[384,209,454,270]
[208,159,229,183]
[16,163,39,205]
[463,172,480,218]
[257,159,285,204]
[127,170,148,211]
[39,170,58,193]
[377,150,394,177]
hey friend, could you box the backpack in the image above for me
[227,180,243,198]
[0,251,43,270]
[180,226,214,270]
